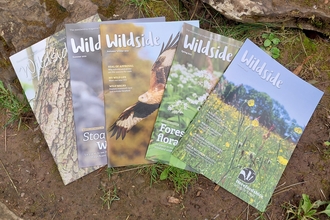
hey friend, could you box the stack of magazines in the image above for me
[9,14,323,212]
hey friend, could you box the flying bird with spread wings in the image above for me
[108,33,180,140]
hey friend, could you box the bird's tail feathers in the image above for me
[109,122,127,140]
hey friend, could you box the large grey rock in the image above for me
[202,0,330,34]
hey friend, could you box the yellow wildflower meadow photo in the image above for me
[171,39,323,211]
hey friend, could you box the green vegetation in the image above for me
[138,163,164,186]
[104,164,197,195]
[139,164,198,193]
[284,194,330,219]
[106,167,116,180]
[0,80,31,128]
[260,32,281,59]
[100,184,120,209]
[127,0,151,16]
[125,0,181,20]
[159,165,198,194]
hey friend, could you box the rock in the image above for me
[0,202,23,220]
[202,0,330,35]
[0,0,98,94]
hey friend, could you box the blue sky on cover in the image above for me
[224,39,323,127]
[136,21,199,61]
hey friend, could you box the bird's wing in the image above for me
[149,32,180,90]
[109,101,159,140]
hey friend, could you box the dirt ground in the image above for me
[1,1,330,219]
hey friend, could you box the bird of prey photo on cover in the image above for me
[108,32,180,140]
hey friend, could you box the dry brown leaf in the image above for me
[293,55,312,75]
[167,196,181,204]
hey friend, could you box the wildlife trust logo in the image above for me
[238,168,256,184]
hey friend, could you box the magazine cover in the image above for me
[65,17,165,168]
[145,23,242,170]
[9,14,101,185]
[171,39,324,211]
[100,21,199,167]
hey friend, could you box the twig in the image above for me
[97,165,151,177]
[51,212,57,220]
[299,32,308,56]
[237,205,249,219]
[190,0,199,20]
[4,109,7,151]
[273,181,306,196]
[246,205,249,220]
[293,55,312,75]
[163,0,182,20]
[4,124,7,152]
[202,2,221,31]
[320,188,326,200]
[0,159,19,196]
[113,165,150,174]
[313,143,322,154]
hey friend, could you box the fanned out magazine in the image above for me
[99,21,199,167]
[65,17,165,168]
[171,39,323,211]
[9,14,101,185]
[145,23,243,171]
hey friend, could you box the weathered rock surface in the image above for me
[202,0,330,34]
[0,202,23,220]
[0,0,99,93]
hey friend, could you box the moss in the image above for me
[302,34,317,53]
[0,57,11,69]
[91,0,117,18]
[320,178,329,192]
[38,0,69,35]
[0,36,12,68]
[148,0,180,21]
[309,16,325,29]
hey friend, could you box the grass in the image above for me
[138,163,164,186]
[138,164,198,194]
[127,0,151,17]
[0,80,31,128]
[159,165,198,194]
[125,0,182,20]
[283,194,330,219]
[99,184,120,209]
[105,163,197,194]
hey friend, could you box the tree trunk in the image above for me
[33,29,100,185]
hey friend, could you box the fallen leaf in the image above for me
[167,196,181,204]
[293,55,312,75]
[307,79,319,85]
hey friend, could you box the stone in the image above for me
[0,202,23,220]
[202,0,330,35]
[0,0,98,94]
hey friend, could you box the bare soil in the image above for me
[1,1,330,219]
